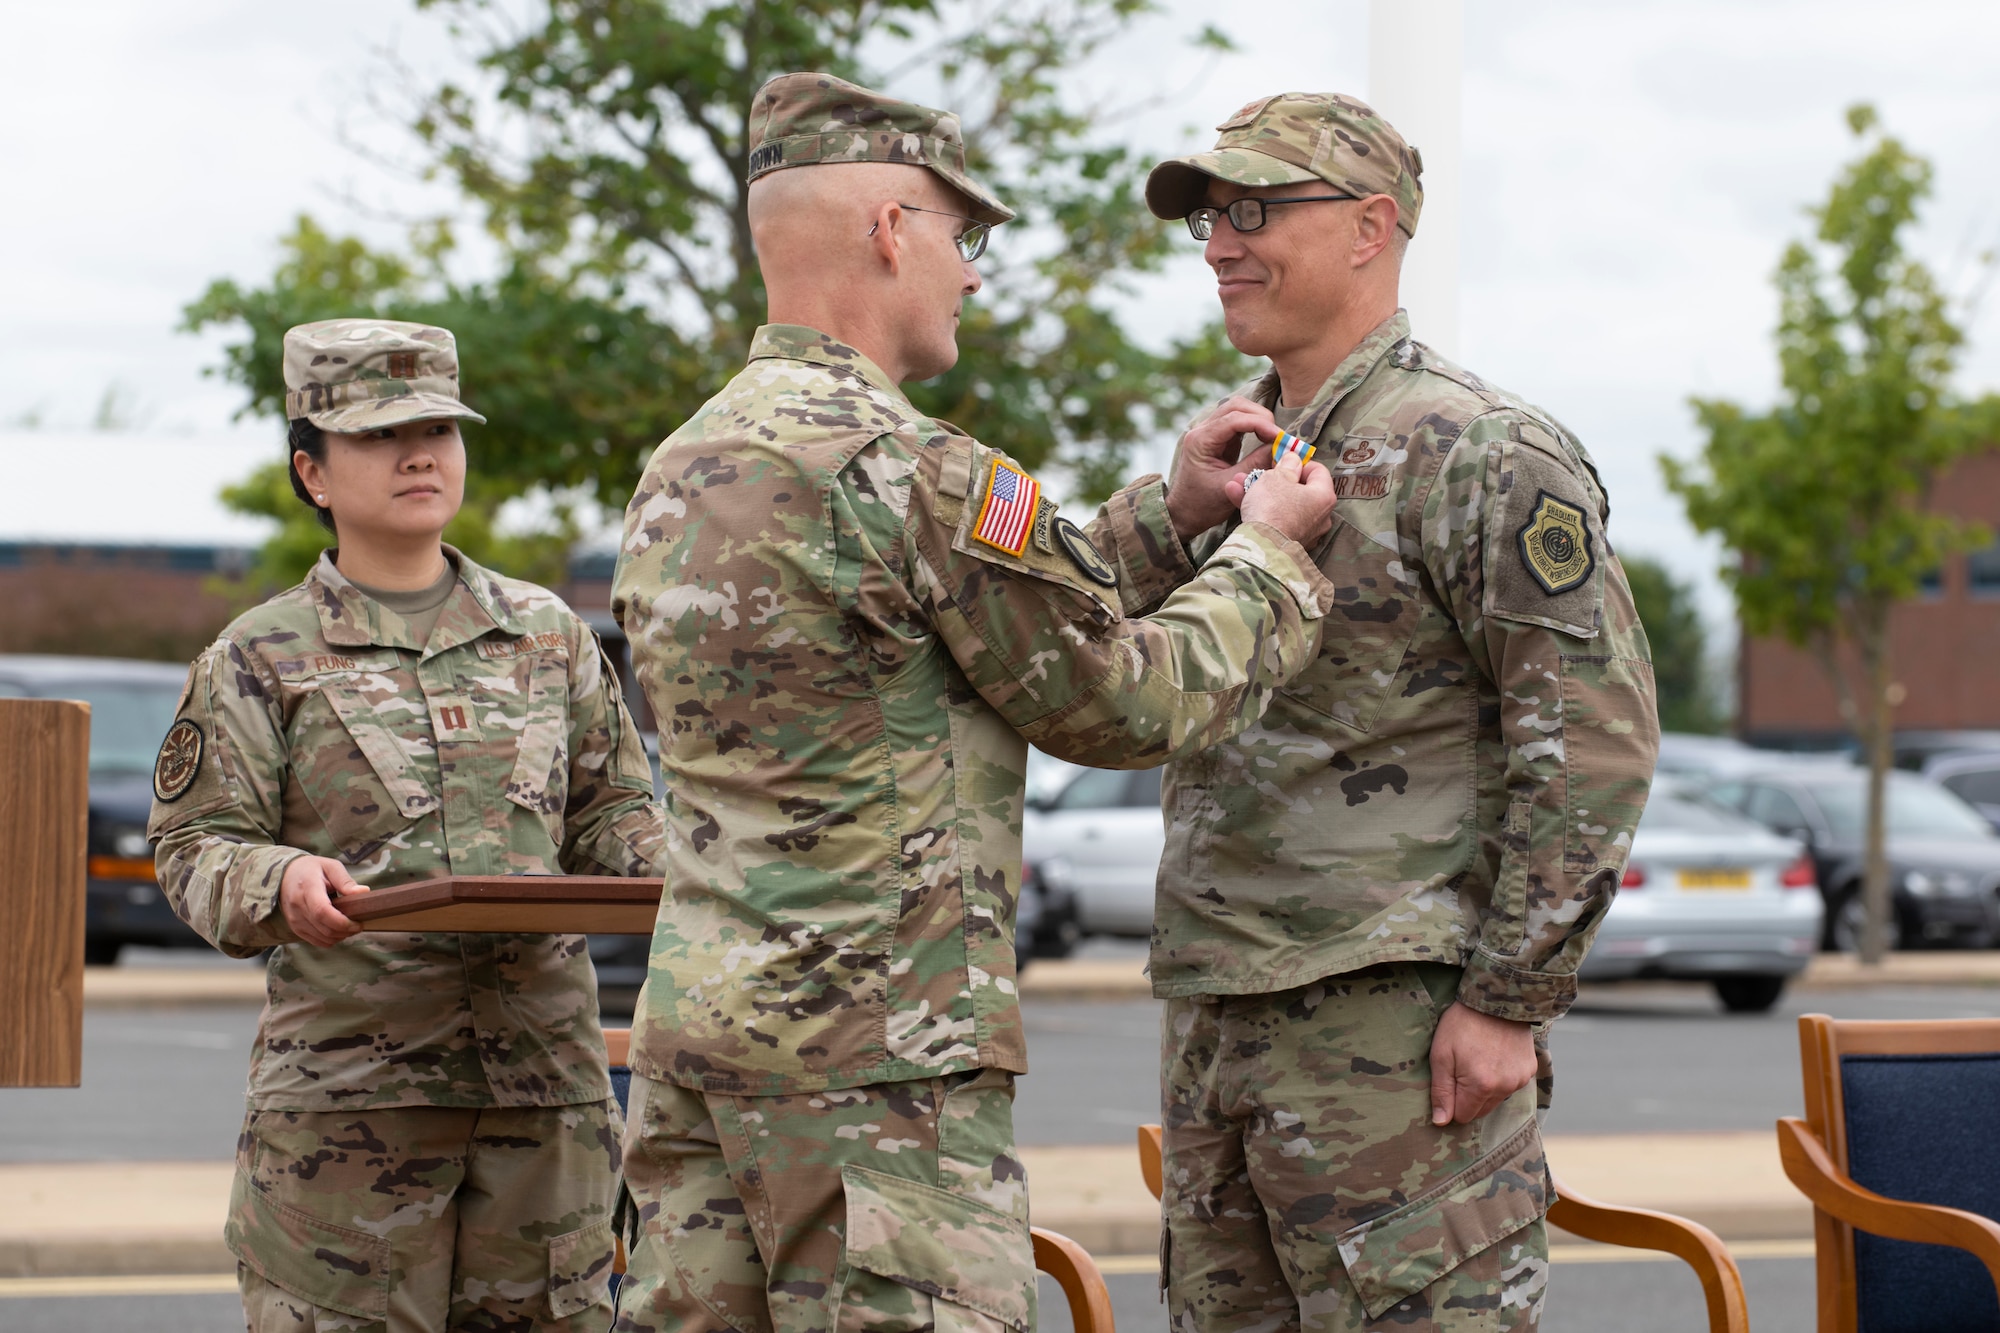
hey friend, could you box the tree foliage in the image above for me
[1662,104,2000,959]
[187,0,1252,590]
[1621,556,1723,735]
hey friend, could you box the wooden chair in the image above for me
[603,1029,1115,1331]
[1778,1013,2000,1333]
[1139,1123,1747,1333]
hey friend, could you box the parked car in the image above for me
[1709,769,2000,951]
[1924,751,2000,833]
[1022,766,1164,949]
[1579,782,1821,1013]
[0,655,203,964]
[1653,732,1847,781]
[1890,731,2000,772]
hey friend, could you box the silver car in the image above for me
[1580,782,1822,1012]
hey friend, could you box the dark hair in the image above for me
[287,418,337,533]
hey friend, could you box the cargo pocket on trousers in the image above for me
[548,1218,616,1319]
[1335,1119,1550,1321]
[837,1165,1035,1333]
[225,1177,391,1321]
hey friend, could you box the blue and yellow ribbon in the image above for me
[1270,431,1315,465]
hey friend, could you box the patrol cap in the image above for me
[745,72,1016,226]
[1146,92,1424,238]
[282,319,487,432]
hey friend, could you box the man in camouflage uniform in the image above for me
[608,72,1342,1333]
[150,319,663,1331]
[1108,95,1663,1330]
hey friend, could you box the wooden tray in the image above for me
[336,875,662,934]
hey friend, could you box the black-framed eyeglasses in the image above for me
[1186,194,1358,240]
[869,204,992,262]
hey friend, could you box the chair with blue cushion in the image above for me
[602,1028,1116,1332]
[1778,1013,2000,1333]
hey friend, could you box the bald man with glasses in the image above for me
[607,72,1343,1333]
[1095,93,1662,1331]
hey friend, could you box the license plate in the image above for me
[1679,868,1752,891]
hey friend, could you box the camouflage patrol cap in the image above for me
[746,72,1016,226]
[282,319,487,432]
[1146,92,1424,238]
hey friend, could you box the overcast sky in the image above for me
[3,0,1997,634]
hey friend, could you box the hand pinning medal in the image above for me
[1270,431,1315,465]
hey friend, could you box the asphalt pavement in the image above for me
[15,946,2000,1332]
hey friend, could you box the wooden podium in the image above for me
[0,699,89,1088]
[336,874,662,934]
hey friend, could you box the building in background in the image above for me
[1738,449,2000,750]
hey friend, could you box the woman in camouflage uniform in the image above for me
[148,319,663,1333]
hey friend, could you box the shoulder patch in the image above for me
[153,719,204,803]
[1517,491,1594,595]
[1055,519,1119,587]
[972,456,1040,557]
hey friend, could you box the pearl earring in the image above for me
[317,494,326,503]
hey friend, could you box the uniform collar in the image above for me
[1249,309,1412,442]
[307,545,526,656]
[748,324,908,403]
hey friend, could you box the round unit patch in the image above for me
[153,719,204,803]
[1055,519,1119,588]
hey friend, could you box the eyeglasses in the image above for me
[1186,194,1359,240]
[870,204,992,262]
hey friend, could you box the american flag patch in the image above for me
[972,456,1040,556]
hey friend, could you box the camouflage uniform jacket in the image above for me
[611,324,1336,1096]
[1121,312,1659,1022]
[148,548,663,1110]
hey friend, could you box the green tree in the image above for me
[189,0,1251,589]
[1621,556,1723,734]
[1663,105,2000,962]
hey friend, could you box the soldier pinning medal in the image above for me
[1090,92,1663,1330]
[148,319,664,1332]
[607,71,1341,1333]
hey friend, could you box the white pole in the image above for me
[1368,0,1462,359]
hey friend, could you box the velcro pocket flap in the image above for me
[547,1217,615,1319]
[841,1164,1034,1331]
[318,683,439,822]
[226,1178,390,1320]
[1335,1119,1550,1320]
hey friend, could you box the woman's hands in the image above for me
[279,855,368,947]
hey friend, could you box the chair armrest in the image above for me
[1138,1124,1164,1201]
[1777,1116,2000,1295]
[1032,1226,1117,1333]
[1547,1172,1748,1333]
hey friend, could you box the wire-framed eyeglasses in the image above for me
[1186,194,1359,240]
[869,204,992,262]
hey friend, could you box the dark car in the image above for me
[1924,752,2000,833]
[0,655,201,964]
[1710,769,2000,951]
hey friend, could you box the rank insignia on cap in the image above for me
[973,456,1040,557]
[1517,491,1594,595]
[153,718,203,803]
[1270,431,1315,465]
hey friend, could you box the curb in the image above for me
[91,950,2000,1010]
[0,1134,1811,1278]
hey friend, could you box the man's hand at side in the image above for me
[1428,1002,1537,1126]
[1235,452,1336,550]
[279,855,368,947]
[1165,397,1279,539]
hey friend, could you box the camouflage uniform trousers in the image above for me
[613,1067,1035,1333]
[229,1102,622,1333]
[1161,963,1550,1333]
